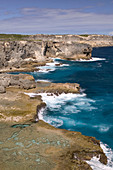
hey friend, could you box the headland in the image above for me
[0,34,113,169]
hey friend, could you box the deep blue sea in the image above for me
[12,46,113,168]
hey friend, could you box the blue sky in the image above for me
[0,0,113,35]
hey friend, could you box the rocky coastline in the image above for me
[0,34,112,169]
[0,74,107,169]
[27,34,113,47]
[0,34,113,72]
[0,40,92,73]
[0,74,80,122]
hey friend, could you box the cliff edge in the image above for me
[0,40,92,72]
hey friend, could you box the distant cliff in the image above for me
[28,34,113,47]
[0,39,92,71]
[0,34,113,72]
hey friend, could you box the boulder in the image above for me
[0,86,6,93]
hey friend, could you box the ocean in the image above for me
[12,46,113,169]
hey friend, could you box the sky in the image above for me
[0,0,113,35]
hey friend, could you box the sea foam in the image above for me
[25,91,113,169]
[24,91,96,115]
[76,57,106,62]
[25,92,96,128]
[36,59,69,73]
[93,124,112,133]
[36,79,51,83]
[86,156,113,170]
[86,142,113,170]
[101,142,113,168]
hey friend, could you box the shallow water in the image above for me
[11,47,113,168]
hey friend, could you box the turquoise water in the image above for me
[12,47,113,151]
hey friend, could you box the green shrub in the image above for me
[79,34,89,37]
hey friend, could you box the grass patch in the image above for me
[0,34,30,41]
[79,34,89,37]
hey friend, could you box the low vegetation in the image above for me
[79,34,89,37]
[0,34,30,40]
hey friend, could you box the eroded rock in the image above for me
[0,120,107,170]
[0,73,36,93]
[34,81,80,94]
[0,41,50,71]
[44,41,92,60]
[0,77,108,170]
[0,39,92,72]
[0,86,6,93]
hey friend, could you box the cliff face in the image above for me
[29,34,113,47]
[0,40,92,71]
[0,41,46,70]
[79,35,113,47]
[0,34,112,71]
[43,41,92,60]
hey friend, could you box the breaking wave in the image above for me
[36,60,69,73]
[86,142,113,170]
[25,92,97,128]
[76,57,106,62]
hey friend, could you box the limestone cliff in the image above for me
[28,34,113,47]
[0,39,92,71]
[0,41,48,70]
[0,34,113,72]
[43,41,92,60]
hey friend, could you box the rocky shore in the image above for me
[0,37,92,72]
[0,120,107,170]
[29,34,113,47]
[0,73,107,169]
[0,34,113,72]
[0,34,112,169]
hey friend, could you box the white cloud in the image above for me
[0,8,113,34]
[109,31,113,35]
